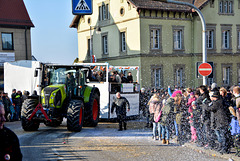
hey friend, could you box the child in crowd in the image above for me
[189,101,201,143]
[187,92,196,113]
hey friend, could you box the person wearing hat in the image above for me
[211,83,218,91]
[203,90,229,153]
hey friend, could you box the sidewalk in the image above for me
[125,118,240,161]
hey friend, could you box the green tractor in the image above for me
[21,64,100,132]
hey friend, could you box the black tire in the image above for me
[84,92,100,127]
[21,99,40,131]
[67,100,84,132]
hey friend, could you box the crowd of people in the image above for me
[91,70,134,84]
[0,89,30,122]
[140,83,240,154]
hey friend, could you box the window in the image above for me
[87,38,92,57]
[222,64,232,86]
[173,30,182,49]
[99,4,109,21]
[219,0,233,14]
[151,29,160,49]
[151,65,163,88]
[120,7,125,16]
[221,25,232,51]
[238,30,240,50]
[120,32,126,52]
[224,1,228,13]
[154,68,162,88]
[99,6,102,21]
[102,5,106,20]
[150,25,162,51]
[219,1,223,13]
[102,35,108,54]
[223,66,230,85]
[174,65,185,88]
[228,1,233,13]
[206,30,214,49]
[238,64,240,85]
[175,68,183,87]
[222,30,230,49]
[2,33,13,50]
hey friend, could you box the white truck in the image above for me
[4,60,43,96]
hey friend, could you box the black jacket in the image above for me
[111,97,130,116]
[197,94,211,125]
[12,93,22,106]
[0,126,22,161]
[204,98,228,130]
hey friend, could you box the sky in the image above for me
[23,0,78,64]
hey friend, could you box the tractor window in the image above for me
[49,68,67,85]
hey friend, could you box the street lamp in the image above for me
[90,26,101,63]
[154,0,207,85]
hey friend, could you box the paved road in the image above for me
[5,120,226,161]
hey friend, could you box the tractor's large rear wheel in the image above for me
[84,92,100,127]
[21,99,40,131]
[67,100,84,132]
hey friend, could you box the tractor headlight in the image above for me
[53,93,56,96]
[51,97,53,100]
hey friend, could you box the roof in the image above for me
[128,0,209,11]
[70,0,209,28]
[0,0,34,27]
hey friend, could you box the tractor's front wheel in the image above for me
[67,100,84,132]
[21,99,40,131]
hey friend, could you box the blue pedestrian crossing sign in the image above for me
[72,0,92,15]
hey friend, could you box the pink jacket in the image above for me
[187,97,196,113]
[148,97,160,114]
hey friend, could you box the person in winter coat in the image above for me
[188,101,201,143]
[187,92,196,113]
[197,85,212,148]
[148,93,161,140]
[203,90,229,153]
[168,87,182,137]
[12,91,22,121]
[159,97,174,144]
[2,93,12,122]
[0,103,22,161]
[234,86,240,125]
[174,93,188,145]
[111,92,130,131]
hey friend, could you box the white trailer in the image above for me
[4,60,43,96]
[74,63,140,119]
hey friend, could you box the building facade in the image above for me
[70,0,240,88]
[0,0,34,89]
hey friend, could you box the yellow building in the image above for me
[70,0,240,88]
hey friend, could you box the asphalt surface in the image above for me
[5,120,231,161]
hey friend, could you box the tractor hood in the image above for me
[41,84,67,108]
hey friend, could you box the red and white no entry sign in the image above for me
[198,63,212,77]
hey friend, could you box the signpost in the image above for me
[72,0,92,15]
[198,63,212,77]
